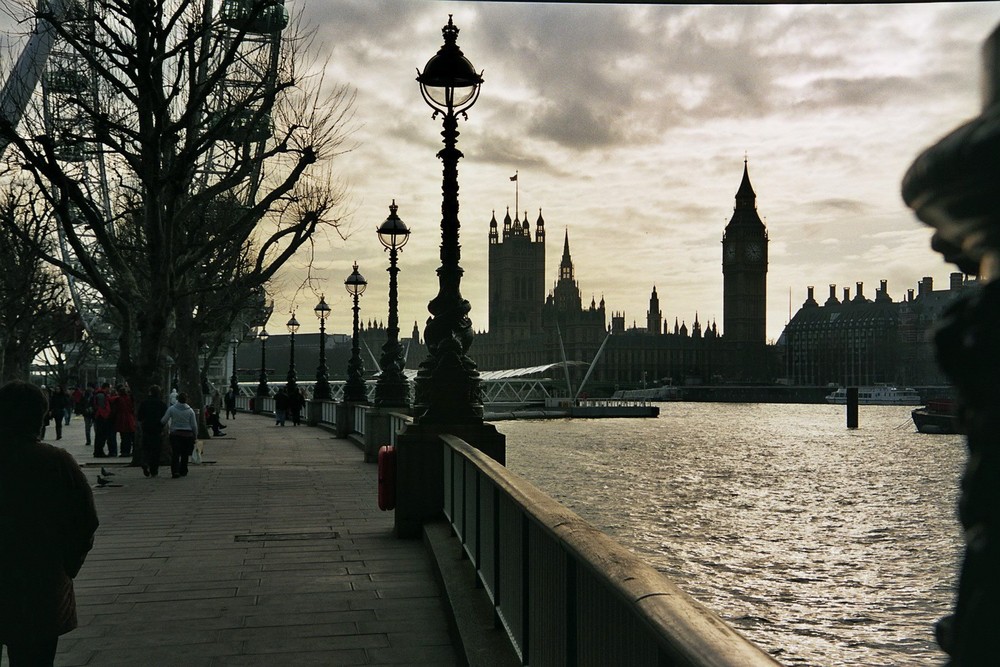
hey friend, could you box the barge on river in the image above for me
[825,385,922,406]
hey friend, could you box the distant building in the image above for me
[781,274,971,386]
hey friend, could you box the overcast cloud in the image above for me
[3,1,1000,342]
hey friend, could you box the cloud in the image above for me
[806,198,868,215]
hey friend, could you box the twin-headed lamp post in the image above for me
[374,200,411,408]
[313,295,332,400]
[413,15,485,424]
[344,263,368,403]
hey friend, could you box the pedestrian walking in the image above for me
[71,386,83,419]
[274,387,288,426]
[81,384,95,448]
[91,383,116,457]
[224,388,237,420]
[161,392,198,478]
[0,380,100,667]
[289,388,305,426]
[137,385,167,477]
[113,385,136,458]
[48,385,71,441]
[38,386,51,440]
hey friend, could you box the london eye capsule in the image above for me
[220,0,288,35]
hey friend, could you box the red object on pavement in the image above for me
[377,445,396,511]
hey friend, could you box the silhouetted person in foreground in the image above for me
[0,380,100,666]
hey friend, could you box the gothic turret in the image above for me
[489,210,498,245]
[559,229,573,281]
[535,209,545,243]
[647,286,662,335]
[552,229,582,313]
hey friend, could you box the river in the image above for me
[497,403,965,666]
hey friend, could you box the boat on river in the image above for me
[611,385,681,401]
[825,385,922,406]
[912,399,963,434]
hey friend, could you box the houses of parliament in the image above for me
[473,160,771,390]
[471,160,962,392]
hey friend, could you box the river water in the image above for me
[497,403,965,667]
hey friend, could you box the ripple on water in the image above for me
[501,403,965,666]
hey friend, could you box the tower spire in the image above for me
[559,228,574,281]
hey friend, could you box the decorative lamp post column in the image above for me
[286,312,299,392]
[230,336,239,395]
[374,200,411,408]
[414,15,484,424]
[344,262,368,403]
[313,296,332,400]
[256,327,270,396]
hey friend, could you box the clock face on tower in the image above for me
[745,242,763,261]
[725,244,736,262]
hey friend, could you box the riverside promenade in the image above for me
[17,413,465,666]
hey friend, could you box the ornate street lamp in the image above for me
[230,335,239,395]
[344,262,368,403]
[256,327,270,396]
[414,15,484,424]
[313,295,332,400]
[374,200,411,408]
[286,312,299,392]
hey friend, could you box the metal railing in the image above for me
[441,434,780,667]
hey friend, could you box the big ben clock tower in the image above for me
[722,159,768,347]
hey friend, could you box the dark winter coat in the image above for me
[137,397,168,444]
[0,436,99,641]
[49,390,72,416]
[113,393,136,434]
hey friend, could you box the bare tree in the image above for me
[0,184,74,382]
[0,0,354,403]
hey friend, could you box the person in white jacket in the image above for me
[161,392,198,478]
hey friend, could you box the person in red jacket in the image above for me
[0,380,100,666]
[113,385,136,458]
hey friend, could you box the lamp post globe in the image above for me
[374,200,411,408]
[313,295,332,400]
[256,327,270,397]
[413,15,484,424]
[344,262,368,403]
[286,312,299,392]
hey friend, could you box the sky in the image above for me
[5,1,1000,344]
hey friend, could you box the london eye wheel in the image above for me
[3,0,287,348]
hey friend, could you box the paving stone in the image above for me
[30,414,462,666]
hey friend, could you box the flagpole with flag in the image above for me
[510,171,518,217]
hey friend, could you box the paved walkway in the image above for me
[11,413,462,666]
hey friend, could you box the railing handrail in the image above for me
[441,433,780,667]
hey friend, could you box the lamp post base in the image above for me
[393,421,505,539]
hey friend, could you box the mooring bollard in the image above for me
[846,386,859,429]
